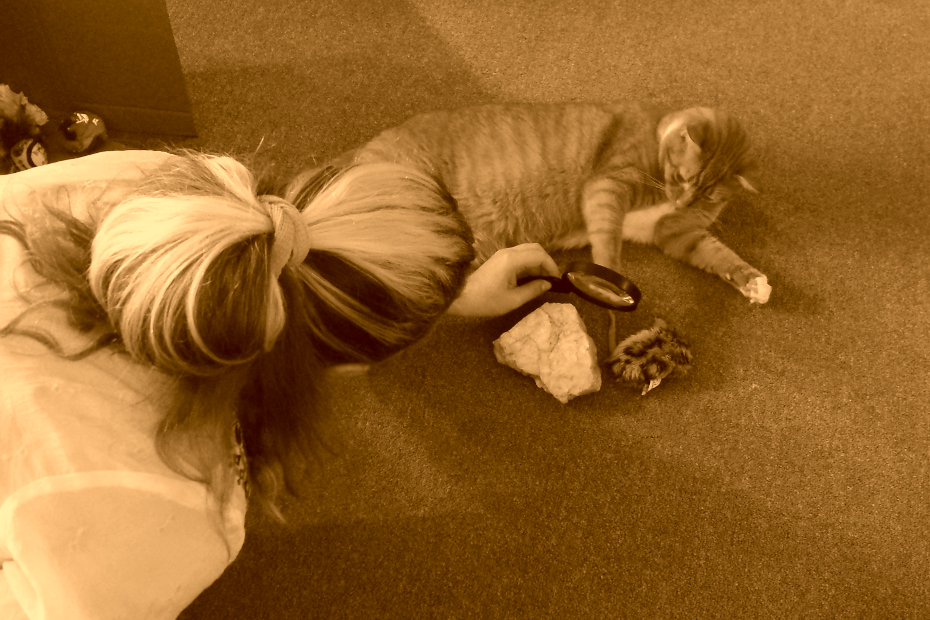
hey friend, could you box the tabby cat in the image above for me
[337,102,769,304]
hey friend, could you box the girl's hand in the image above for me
[448,243,560,317]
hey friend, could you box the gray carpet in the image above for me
[149,1,930,617]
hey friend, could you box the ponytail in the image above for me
[283,162,475,363]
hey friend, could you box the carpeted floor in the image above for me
[140,1,930,617]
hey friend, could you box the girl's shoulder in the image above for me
[1,150,174,223]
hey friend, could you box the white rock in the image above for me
[493,303,601,403]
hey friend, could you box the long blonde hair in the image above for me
[1,152,475,518]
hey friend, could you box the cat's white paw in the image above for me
[742,275,771,304]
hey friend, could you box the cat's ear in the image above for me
[736,174,760,194]
[685,119,713,151]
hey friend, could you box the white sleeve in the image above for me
[1,472,245,620]
[0,150,247,620]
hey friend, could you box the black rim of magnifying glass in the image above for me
[517,261,643,311]
[561,261,642,311]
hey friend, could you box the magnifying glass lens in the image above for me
[515,260,641,311]
[566,272,636,307]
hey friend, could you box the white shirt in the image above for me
[0,152,246,620]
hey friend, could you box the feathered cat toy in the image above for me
[0,84,49,173]
[605,318,693,395]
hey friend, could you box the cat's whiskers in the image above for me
[638,171,667,192]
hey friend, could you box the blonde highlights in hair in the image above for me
[2,151,475,519]
[89,154,287,375]
[284,162,475,362]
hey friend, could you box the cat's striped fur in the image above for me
[339,102,769,303]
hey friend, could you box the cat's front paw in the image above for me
[727,268,771,304]
[741,274,771,304]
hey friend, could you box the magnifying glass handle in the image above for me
[516,274,572,294]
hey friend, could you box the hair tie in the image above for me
[260,195,312,279]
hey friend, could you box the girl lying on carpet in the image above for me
[0,150,557,619]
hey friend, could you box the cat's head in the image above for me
[658,107,758,207]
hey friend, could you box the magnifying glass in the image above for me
[516,260,642,311]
